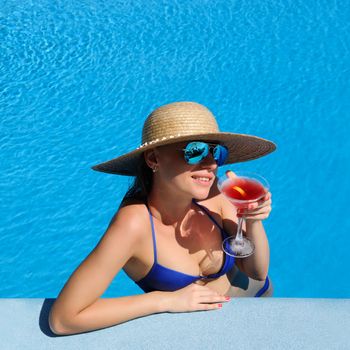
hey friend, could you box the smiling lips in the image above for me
[191,174,214,186]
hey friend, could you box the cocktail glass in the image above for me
[217,171,269,258]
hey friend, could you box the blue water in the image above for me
[1,1,349,298]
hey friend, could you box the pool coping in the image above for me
[0,298,349,349]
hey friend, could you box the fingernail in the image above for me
[218,304,222,308]
[225,296,231,301]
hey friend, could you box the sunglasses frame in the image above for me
[181,141,228,166]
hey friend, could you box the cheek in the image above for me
[162,163,191,184]
[158,156,193,187]
[159,151,188,175]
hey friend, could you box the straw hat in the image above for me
[91,101,276,176]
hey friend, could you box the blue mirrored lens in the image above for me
[184,142,228,166]
[213,145,228,166]
[184,142,209,164]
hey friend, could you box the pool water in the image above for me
[1,1,349,298]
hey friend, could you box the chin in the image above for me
[191,188,211,201]
[178,178,213,201]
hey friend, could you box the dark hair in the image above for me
[121,156,153,203]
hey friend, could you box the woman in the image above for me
[49,101,276,335]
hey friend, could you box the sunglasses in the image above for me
[182,141,229,166]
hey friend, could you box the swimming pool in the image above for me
[1,1,349,298]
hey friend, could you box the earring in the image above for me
[152,166,158,173]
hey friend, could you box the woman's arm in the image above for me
[240,220,270,280]
[48,204,165,335]
[49,203,228,335]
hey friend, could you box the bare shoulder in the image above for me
[87,199,150,266]
[103,199,149,244]
[218,192,238,220]
[200,177,236,217]
[197,191,238,228]
[48,200,151,322]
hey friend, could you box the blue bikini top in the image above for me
[135,199,235,293]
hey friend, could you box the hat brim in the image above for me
[91,132,276,176]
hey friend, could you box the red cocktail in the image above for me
[218,171,269,258]
[221,177,267,208]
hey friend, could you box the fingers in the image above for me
[195,287,228,299]
[193,285,225,298]
[198,294,230,304]
[237,198,272,221]
[256,192,272,207]
[239,195,272,210]
[169,283,230,313]
[225,170,237,179]
[191,284,230,311]
[237,192,272,217]
[196,303,223,311]
[240,213,270,221]
[263,191,272,201]
[238,204,271,215]
[238,207,271,220]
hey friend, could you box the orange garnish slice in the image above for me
[232,186,247,198]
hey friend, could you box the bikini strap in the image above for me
[192,199,227,239]
[145,203,158,263]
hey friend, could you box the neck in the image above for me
[147,186,194,226]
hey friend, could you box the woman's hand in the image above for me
[162,283,230,313]
[237,191,272,222]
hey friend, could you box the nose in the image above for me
[200,152,218,170]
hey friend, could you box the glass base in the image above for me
[222,236,255,258]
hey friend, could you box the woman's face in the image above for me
[149,141,219,200]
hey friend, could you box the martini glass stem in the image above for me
[235,216,244,245]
